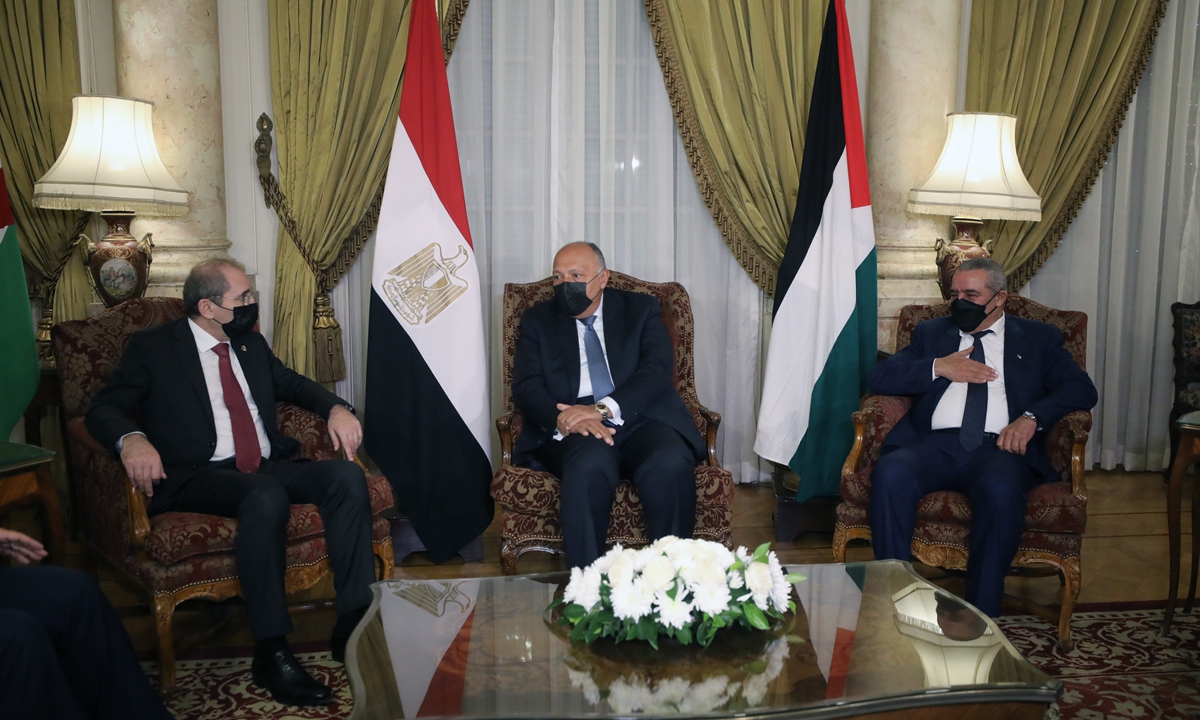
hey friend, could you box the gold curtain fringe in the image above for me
[1007,0,1168,290]
[440,0,469,61]
[643,0,779,296]
[907,202,1043,223]
[30,195,188,217]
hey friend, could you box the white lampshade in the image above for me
[908,113,1041,222]
[33,95,188,216]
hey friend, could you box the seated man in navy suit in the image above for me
[869,258,1097,616]
[512,242,704,568]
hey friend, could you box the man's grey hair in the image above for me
[956,257,1007,294]
[585,242,606,271]
[183,258,246,317]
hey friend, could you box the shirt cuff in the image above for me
[116,431,146,453]
[599,396,624,426]
[931,358,938,381]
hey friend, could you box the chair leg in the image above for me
[153,594,177,697]
[500,538,518,576]
[832,524,850,563]
[1057,558,1081,651]
[376,540,396,581]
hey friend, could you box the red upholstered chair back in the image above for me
[51,297,187,421]
[499,272,700,413]
[896,295,1088,370]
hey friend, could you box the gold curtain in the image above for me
[0,0,91,322]
[268,0,413,379]
[644,0,826,294]
[965,0,1167,287]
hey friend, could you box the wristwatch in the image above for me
[595,402,610,421]
[1022,410,1038,426]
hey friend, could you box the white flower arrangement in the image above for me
[551,538,804,649]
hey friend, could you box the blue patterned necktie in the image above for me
[582,315,615,400]
[959,329,994,451]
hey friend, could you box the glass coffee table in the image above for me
[346,560,1060,719]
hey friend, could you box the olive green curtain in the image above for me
[644,0,826,294]
[268,0,414,379]
[0,0,91,322]
[965,0,1168,288]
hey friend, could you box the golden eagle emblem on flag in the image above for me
[382,243,469,326]
[392,581,472,617]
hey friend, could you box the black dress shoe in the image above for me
[251,648,333,706]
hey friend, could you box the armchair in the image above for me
[1168,301,1200,475]
[51,297,395,694]
[489,272,733,575]
[833,296,1091,648]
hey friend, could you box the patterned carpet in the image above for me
[151,610,1200,719]
[997,608,1200,720]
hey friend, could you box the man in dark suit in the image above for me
[869,258,1097,616]
[86,259,375,706]
[513,242,704,568]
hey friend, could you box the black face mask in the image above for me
[553,272,601,317]
[217,302,259,338]
[949,293,998,333]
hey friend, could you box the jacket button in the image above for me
[208,441,215,448]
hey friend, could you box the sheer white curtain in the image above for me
[440,0,770,482]
[1022,0,1200,471]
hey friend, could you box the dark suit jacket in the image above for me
[870,314,1098,483]
[512,288,704,464]
[85,317,348,512]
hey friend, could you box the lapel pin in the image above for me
[1017,353,1022,359]
[241,345,247,352]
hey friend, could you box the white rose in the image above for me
[745,561,774,609]
[607,550,636,588]
[641,555,677,593]
[593,544,624,574]
[651,535,681,553]
[683,553,727,589]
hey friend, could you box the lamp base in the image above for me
[934,215,992,300]
[87,211,153,308]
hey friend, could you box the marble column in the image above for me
[112,0,232,296]
[866,0,962,352]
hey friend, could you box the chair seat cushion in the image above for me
[145,473,394,566]
[491,464,733,518]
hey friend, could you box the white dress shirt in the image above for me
[930,313,1010,434]
[187,319,272,462]
[552,295,623,441]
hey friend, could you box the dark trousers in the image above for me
[868,431,1038,617]
[536,416,697,568]
[154,458,375,641]
[0,566,173,720]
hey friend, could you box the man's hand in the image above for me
[0,527,47,565]
[998,416,1037,455]
[556,403,614,445]
[934,347,998,384]
[328,405,363,461]
[120,434,166,497]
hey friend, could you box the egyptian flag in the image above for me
[790,564,865,698]
[754,0,876,503]
[0,165,39,440]
[365,0,493,562]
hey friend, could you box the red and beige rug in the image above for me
[150,609,1200,719]
[997,607,1200,719]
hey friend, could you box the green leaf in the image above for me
[743,602,770,630]
[730,559,745,572]
[743,659,768,674]
[676,626,693,645]
[563,604,586,622]
[784,572,807,584]
[788,600,797,613]
[785,634,805,644]
[547,597,564,610]
[753,542,771,562]
[697,621,717,647]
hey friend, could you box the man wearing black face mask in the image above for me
[512,242,704,568]
[86,259,376,707]
[867,258,1096,617]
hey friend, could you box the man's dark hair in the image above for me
[183,258,246,317]
[957,257,1007,294]
[586,242,607,271]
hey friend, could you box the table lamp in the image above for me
[33,95,188,307]
[908,113,1041,298]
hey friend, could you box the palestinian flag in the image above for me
[754,0,876,503]
[364,0,493,562]
[0,164,39,440]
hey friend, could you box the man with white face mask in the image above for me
[867,258,1097,617]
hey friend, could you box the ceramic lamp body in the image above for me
[87,212,151,307]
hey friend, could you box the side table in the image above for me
[1162,410,1200,634]
[0,442,63,565]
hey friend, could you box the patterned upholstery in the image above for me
[491,273,733,573]
[835,296,1092,648]
[1170,302,1200,472]
[50,297,395,693]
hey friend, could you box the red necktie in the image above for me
[211,343,261,473]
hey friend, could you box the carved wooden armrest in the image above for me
[841,407,877,478]
[66,418,152,550]
[1060,410,1092,500]
[496,409,516,467]
[696,406,722,469]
